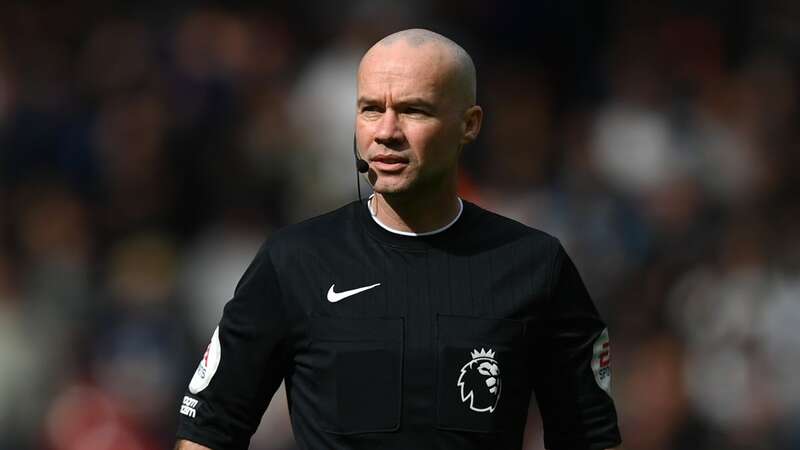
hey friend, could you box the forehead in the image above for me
[357,43,455,100]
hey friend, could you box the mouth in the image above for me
[369,154,409,173]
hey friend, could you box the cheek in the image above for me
[409,123,460,165]
[355,120,372,149]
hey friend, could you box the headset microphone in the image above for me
[353,135,369,173]
[353,134,370,204]
[356,157,369,174]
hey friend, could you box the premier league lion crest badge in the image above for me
[457,348,501,413]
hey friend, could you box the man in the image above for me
[176,29,622,450]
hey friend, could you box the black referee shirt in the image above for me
[176,199,622,450]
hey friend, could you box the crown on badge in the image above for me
[470,348,496,360]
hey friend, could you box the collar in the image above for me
[356,196,474,250]
[367,194,464,237]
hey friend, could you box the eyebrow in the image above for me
[357,96,437,110]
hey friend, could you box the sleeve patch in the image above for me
[591,328,611,392]
[180,395,199,418]
[189,326,222,394]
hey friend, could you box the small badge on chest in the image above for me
[457,348,501,413]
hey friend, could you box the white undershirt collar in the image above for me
[368,194,464,237]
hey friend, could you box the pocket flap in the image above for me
[437,314,524,342]
[311,315,403,342]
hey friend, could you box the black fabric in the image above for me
[311,315,403,434]
[176,200,622,450]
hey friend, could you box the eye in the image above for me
[359,106,382,121]
[360,105,383,118]
[405,107,428,116]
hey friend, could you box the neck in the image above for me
[370,185,461,234]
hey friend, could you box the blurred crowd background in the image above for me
[1,1,798,449]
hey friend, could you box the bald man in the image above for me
[175,29,622,450]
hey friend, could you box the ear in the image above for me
[460,105,483,144]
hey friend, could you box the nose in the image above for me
[373,109,404,148]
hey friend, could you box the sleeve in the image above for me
[176,244,293,450]
[531,242,622,450]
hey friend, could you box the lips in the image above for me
[370,154,409,172]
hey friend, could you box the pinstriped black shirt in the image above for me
[176,199,622,450]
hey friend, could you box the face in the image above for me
[356,42,481,197]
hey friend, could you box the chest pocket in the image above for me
[436,314,529,433]
[310,315,404,434]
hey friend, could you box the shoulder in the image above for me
[258,201,361,261]
[462,199,562,251]
[273,201,358,239]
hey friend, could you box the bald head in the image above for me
[359,28,477,108]
[354,29,484,200]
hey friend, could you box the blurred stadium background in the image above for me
[1,1,799,449]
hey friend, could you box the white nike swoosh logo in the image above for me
[327,283,381,303]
